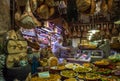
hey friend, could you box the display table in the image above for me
[66,57,91,64]
[31,58,120,81]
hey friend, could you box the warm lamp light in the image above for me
[87,32,93,36]
[114,20,120,24]
[87,35,92,40]
[88,30,99,34]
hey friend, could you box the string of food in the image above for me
[31,54,120,81]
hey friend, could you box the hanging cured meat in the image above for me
[77,25,82,38]
[89,24,92,30]
[37,4,49,19]
[103,24,107,31]
[100,23,105,37]
[82,25,87,38]
[108,23,112,32]
[105,23,111,39]
[45,0,55,18]
[86,25,89,32]
[35,0,55,20]
[105,23,109,35]
[112,24,119,36]
[62,20,71,37]
[15,0,27,23]
[72,25,77,37]
[101,0,108,14]
[81,25,84,32]
[95,0,102,14]
[15,0,41,29]
[107,0,113,13]
[90,0,96,14]
[86,25,90,30]
[15,5,22,22]
[76,0,96,14]
[76,0,91,12]
[29,0,37,13]
[97,24,101,30]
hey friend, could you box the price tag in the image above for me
[38,71,50,78]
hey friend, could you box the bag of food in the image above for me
[6,53,28,68]
[6,40,28,54]
[6,30,18,40]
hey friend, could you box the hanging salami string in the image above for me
[86,25,90,30]
[84,25,87,32]
[90,0,96,14]
[105,23,111,39]
[77,25,82,38]
[112,24,119,36]
[15,2,22,23]
[108,23,112,32]
[62,20,71,37]
[95,0,102,14]
[100,23,105,37]
[83,25,87,38]
[15,0,28,25]
[106,23,109,35]
[101,0,108,15]
[103,23,107,31]
[97,24,101,30]
[89,24,92,30]
[29,0,37,13]
[81,25,84,32]
[72,24,77,37]
[107,0,113,13]
[15,0,41,29]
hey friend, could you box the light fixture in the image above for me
[88,15,100,34]
[114,20,120,24]
[87,32,94,35]
[88,29,99,34]
[87,35,92,40]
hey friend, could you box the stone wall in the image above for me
[0,0,11,43]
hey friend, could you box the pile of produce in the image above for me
[97,68,112,75]
[101,76,119,81]
[65,63,80,69]
[73,66,92,73]
[64,78,77,81]
[31,74,61,81]
[108,54,120,62]
[94,59,110,66]
[31,60,120,81]
[85,73,101,80]
[60,70,77,78]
